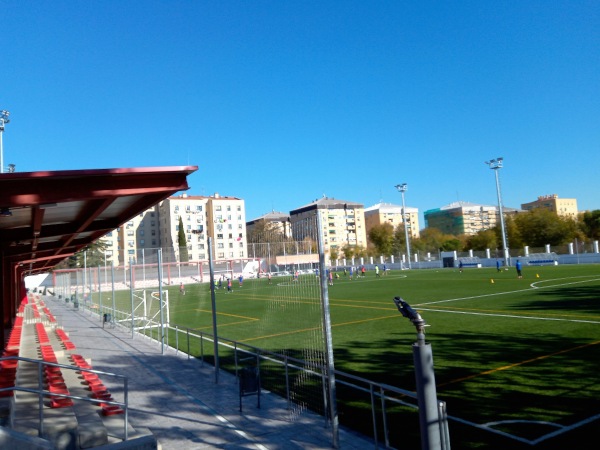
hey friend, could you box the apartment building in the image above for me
[289,197,367,255]
[424,201,500,236]
[246,211,292,238]
[100,193,247,265]
[521,194,578,219]
[101,206,160,267]
[364,202,420,239]
[158,193,247,262]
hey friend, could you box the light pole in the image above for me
[485,157,509,267]
[395,183,412,269]
[0,110,10,174]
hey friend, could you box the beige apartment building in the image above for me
[289,197,367,256]
[101,205,160,267]
[521,194,578,218]
[364,202,420,239]
[246,211,292,239]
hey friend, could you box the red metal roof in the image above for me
[0,166,197,274]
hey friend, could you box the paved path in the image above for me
[46,296,375,450]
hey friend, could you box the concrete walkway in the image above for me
[45,296,375,450]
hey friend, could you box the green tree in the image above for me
[178,216,189,262]
[247,219,286,244]
[57,239,108,269]
[341,244,356,260]
[367,223,394,256]
[512,209,577,246]
[467,229,498,251]
[580,210,600,240]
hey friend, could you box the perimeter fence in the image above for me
[47,224,455,448]
[46,236,600,448]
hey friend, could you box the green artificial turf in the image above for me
[89,263,600,449]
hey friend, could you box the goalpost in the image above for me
[124,289,170,330]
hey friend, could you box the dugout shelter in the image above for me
[0,166,197,348]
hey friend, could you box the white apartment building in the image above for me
[364,202,420,239]
[158,193,247,262]
[100,193,247,266]
[289,197,367,255]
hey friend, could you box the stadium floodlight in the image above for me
[485,157,509,267]
[393,296,425,331]
[394,183,412,269]
[0,110,10,174]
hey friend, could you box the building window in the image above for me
[196,205,203,212]
[216,206,222,211]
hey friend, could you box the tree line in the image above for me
[368,208,600,257]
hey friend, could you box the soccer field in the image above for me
[99,263,600,449]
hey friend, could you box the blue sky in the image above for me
[2,1,599,226]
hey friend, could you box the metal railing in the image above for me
[0,356,129,442]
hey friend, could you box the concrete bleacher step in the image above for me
[3,298,157,450]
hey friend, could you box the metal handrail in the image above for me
[0,355,129,441]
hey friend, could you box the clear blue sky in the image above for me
[2,1,598,226]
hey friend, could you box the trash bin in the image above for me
[73,299,79,310]
[239,366,260,411]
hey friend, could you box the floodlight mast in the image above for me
[484,158,509,267]
[394,183,412,269]
[0,110,10,174]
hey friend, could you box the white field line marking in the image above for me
[416,275,600,307]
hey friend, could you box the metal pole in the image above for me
[394,297,450,450]
[486,158,509,267]
[158,249,165,354]
[0,110,10,174]
[395,184,412,269]
[129,259,135,338]
[208,237,220,383]
[316,212,340,448]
